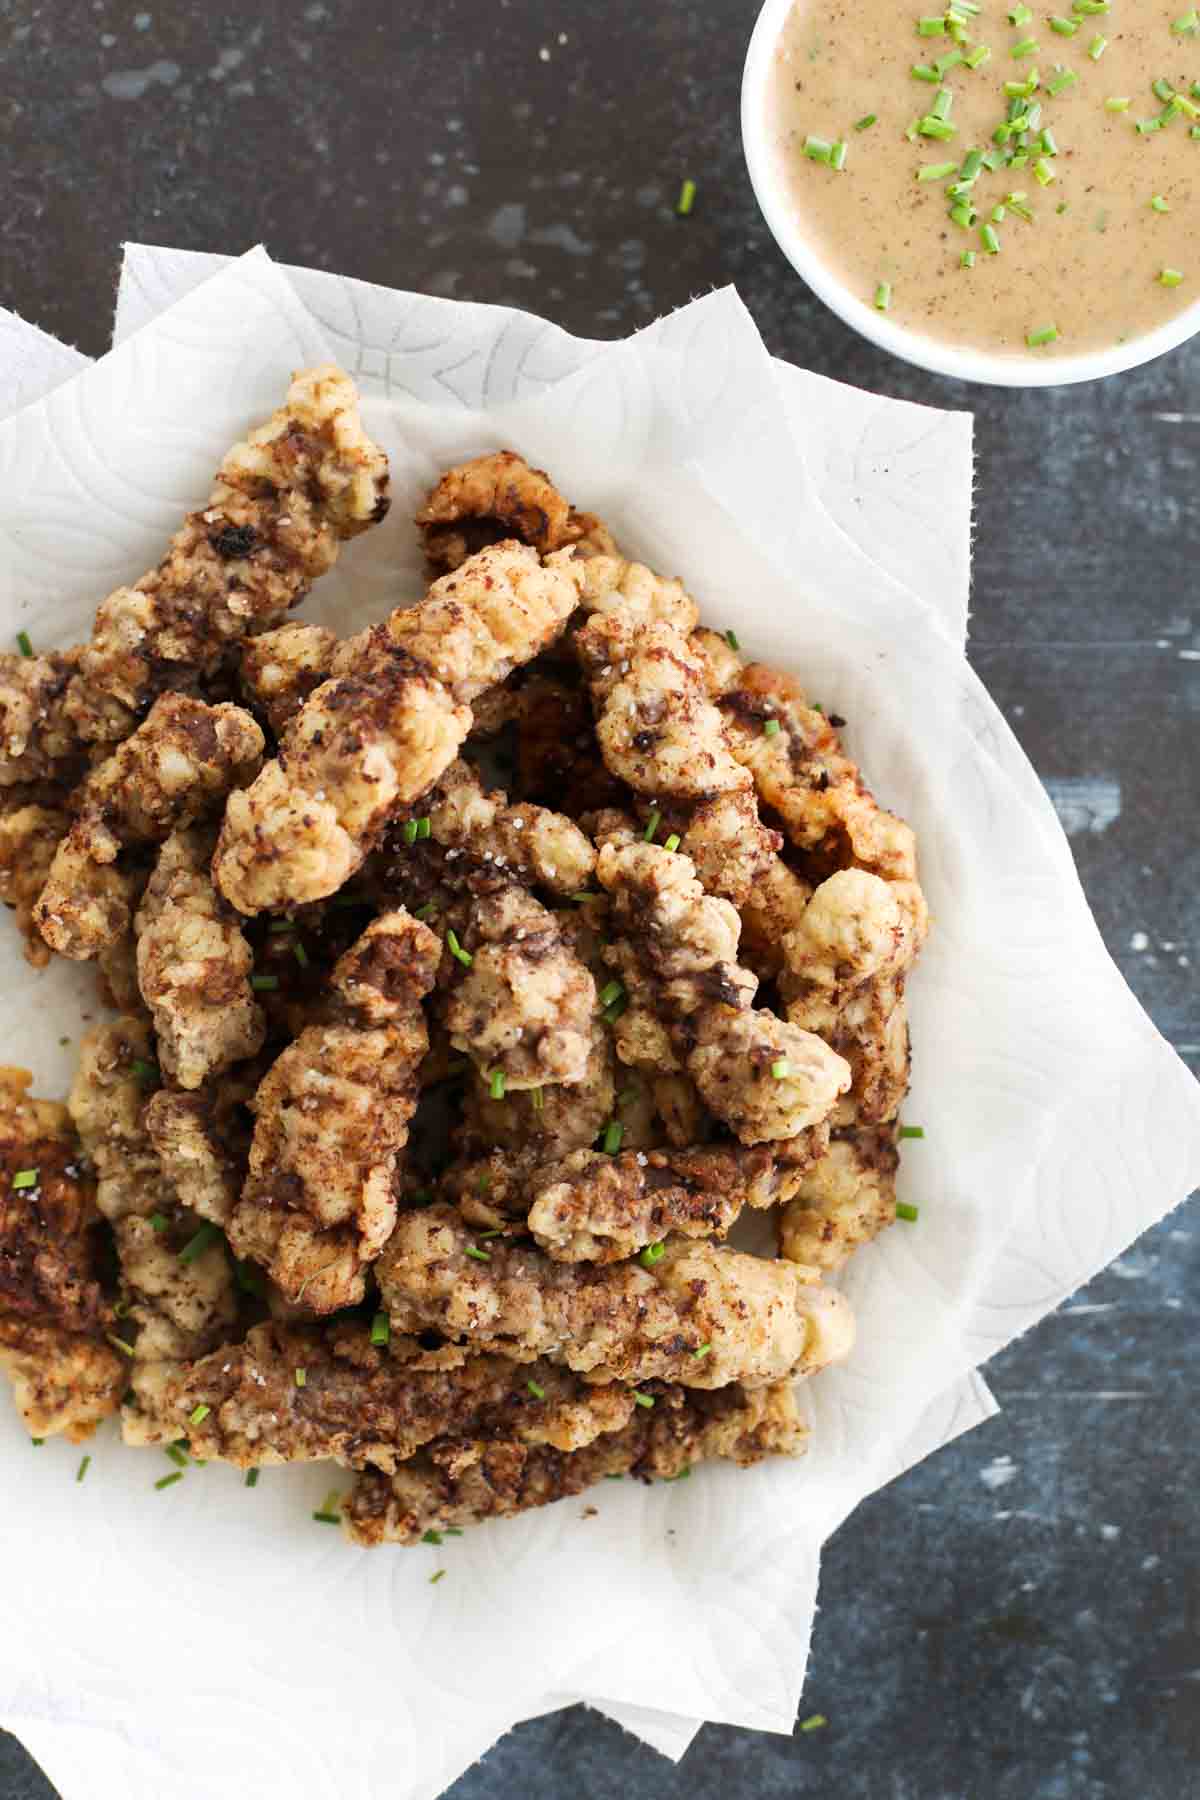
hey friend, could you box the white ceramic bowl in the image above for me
[742,0,1200,388]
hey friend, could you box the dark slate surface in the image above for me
[1,1,1197,1796]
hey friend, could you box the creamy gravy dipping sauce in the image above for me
[767,2,1200,356]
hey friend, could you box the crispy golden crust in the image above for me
[0,800,70,967]
[526,1140,825,1263]
[343,1379,806,1544]
[594,837,851,1144]
[778,1127,899,1275]
[459,1018,617,1169]
[68,1017,162,1221]
[412,758,596,897]
[66,367,389,746]
[681,789,813,976]
[239,621,338,735]
[170,1320,635,1472]
[0,1067,124,1440]
[135,826,265,1089]
[0,649,85,790]
[443,882,596,1090]
[143,1080,254,1228]
[229,910,441,1312]
[113,1211,238,1363]
[377,1201,854,1389]
[35,696,264,960]
[213,542,580,914]
[416,451,587,571]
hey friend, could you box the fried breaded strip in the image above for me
[377,1201,854,1389]
[213,541,581,914]
[410,758,596,896]
[417,450,587,571]
[229,909,441,1312]
[526,1139,825,1263]
[778,1126,899,1275]
[135,825,265,1089]
[460,1018,617,1169]
[35,695,264,960]
[0,649,84,789]
[68,1017,162,1221]
[595,835,851,1145]
[144,1080,255,1228]
[0,1068,125,1439]
[239,621,338,735]
[443,882,596,1090]
[113,1212,238,1364]
[66,367,389,746]
[681,789,813,976]
[343,1378,806,1544]
[0,800,70,967]
[169,1320,635,1472]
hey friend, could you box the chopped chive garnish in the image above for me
[370,1311,390,1347]
[992,203,1007,222]
[489,1069,507,1100]
[724,628,740,651]
[429,1568,446,1583]
[770,1058,790,1080]
[1011,37,1038,59]
[293,941,309,968]
[1034,157,1056,185]
[676,178,696,215]
[178,1223,220,1264]
[76,1454,91,1483]
[1151,194,1170,212]
[413,902,437,920]
[917,13,946,33]
[106,1332,135,1358]
[12,1168,37,1190]
[803,134,833,163]
[402,818,419,845]
[896,1201,921,1222]
[527,1379,546,1399]
[662,1465,692,1481]
[961,249,977,267]
[268,919,293,933]
[1104,96,1130,111]
[530,1085,544,1114]
[1007,1,1032,21]
[1026,325,1059,346]
[245,1467,259,1487]
[854,113,877,131]
[603,1120,624,1155]
[1047,68,1076,95]
[603,994,628,1023]
[149,1212,170,1233]
[1049,13,1078,32]
[874,281,892,312]
[918,160,958,181]
[643,808,661,842]
[663,833,681,853]
[465,1244,492,1261]
[1153,77,1176,103]
[899,1125,925,1139]
[931,87,954,121]
[15,630,36,660]
[1072,0,1109,11]
[294,1368,306,1388]
[933,50,964,75]
[164,1444,188,1467]
[599,979,624,1008]
[1172,7,1200,30]
[981,222,1001,254]
[155,1471,183,1491]
[313,1508,341,1525]
[130,1058,159,1084]
[1159,267,1185,286]
[189,1403,211,1426]
[912,62,939,81]
[829,140,848,171]
[1136,117,1163,135]
[1039,128,1058,155]
[632,1390,655,1408]
[692,1343,712,1359]
[762,716,784,738]
[1088,33,1106,57]
[31,1437,44,1446]
[964,45,992,67]
[918,115,957,139]
[950,202,977,228]
[417,816,432,840]
[639,1240,666,1268]
[422,1528,444,1544]
[250,973,279,991]
[446,929,473,967]
[800,1714,828,1732]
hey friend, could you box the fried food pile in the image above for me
[0,393,926,1544]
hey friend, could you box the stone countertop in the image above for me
[1,1,1197,1796]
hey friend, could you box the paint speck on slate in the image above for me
[1043,776,1121,837]
[101,61,180,99]
[980,1454,1018,1491]
[488,202,526,249]
[1130,930,1149,951]
[134,10,152,27]
[1100,1523,1121,1541]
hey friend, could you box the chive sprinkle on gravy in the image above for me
[768,0,1200,355]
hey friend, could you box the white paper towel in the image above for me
[0,248,1194,1800]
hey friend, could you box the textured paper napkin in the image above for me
[0,248,1195,1800]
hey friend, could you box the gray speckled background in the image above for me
[2,0,1198,1795]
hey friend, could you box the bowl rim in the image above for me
[741,0,1200,389]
